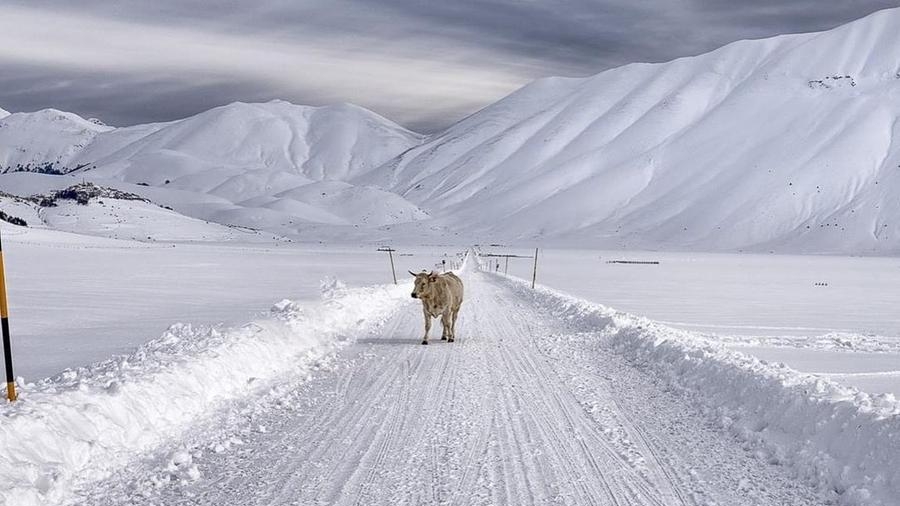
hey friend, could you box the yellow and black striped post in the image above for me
[0,228,16,401]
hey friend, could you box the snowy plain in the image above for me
[490,247,900,396]
[0,247,897,506]
[1,223,460,380]
[4,218,897,401]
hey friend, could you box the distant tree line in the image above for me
[0,210,26,227]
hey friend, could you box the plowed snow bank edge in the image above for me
[495,271,900,506]
[0,280,410,506]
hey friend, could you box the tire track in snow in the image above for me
[528,317,827,506]
[81,270,826,506]
[474,291,666,506]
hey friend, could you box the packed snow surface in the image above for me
[2,254,898,505]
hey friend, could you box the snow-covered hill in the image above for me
[3,8,900,253]
[360,7,900,254]
[0,101,429,235]
[0,179,268,242]
[77,100,422,183]
[0,109,112,174]
[74,101,429,231]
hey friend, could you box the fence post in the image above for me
[531,248,538,289]
[0,229,16,401]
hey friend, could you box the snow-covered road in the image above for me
[81,268,828,505]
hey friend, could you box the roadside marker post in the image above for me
[0,228,16,401]
[531,248,539,289]
[377,247,398,284]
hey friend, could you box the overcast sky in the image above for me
[1,0,897,131]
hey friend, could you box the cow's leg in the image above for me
[422,309,431,345]
[441,311,453,342]
[450,305,460,342]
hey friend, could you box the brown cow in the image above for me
[409,270,464,345]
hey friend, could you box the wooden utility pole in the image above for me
[377,247,398,284]
[0,228,16,401]
[531,248,539,289]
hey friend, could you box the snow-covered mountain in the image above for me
[3,8,900,253]
[360,7,900,254]
[0,101,429,233]
[76,100,422,183]
[0,177,269,242]
[0,109,112,173]
[73,101,429,230]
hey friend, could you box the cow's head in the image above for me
[409,270,439,299]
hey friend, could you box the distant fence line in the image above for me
[605,260,660,265]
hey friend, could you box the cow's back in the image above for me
[443,272,464,306]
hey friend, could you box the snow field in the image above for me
[493,269,900,505]
[0,248,893,504]
[83,254,863,505]
[0,279,411,506]
[495,248,900,338]
[0,222,461,380]
[491,247,900,396]
[739,347,900,397]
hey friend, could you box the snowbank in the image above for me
[0,280,409,506]
[493,270,900,505]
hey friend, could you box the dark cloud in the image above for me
[1,0,897,132]
[0,64,283,127]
